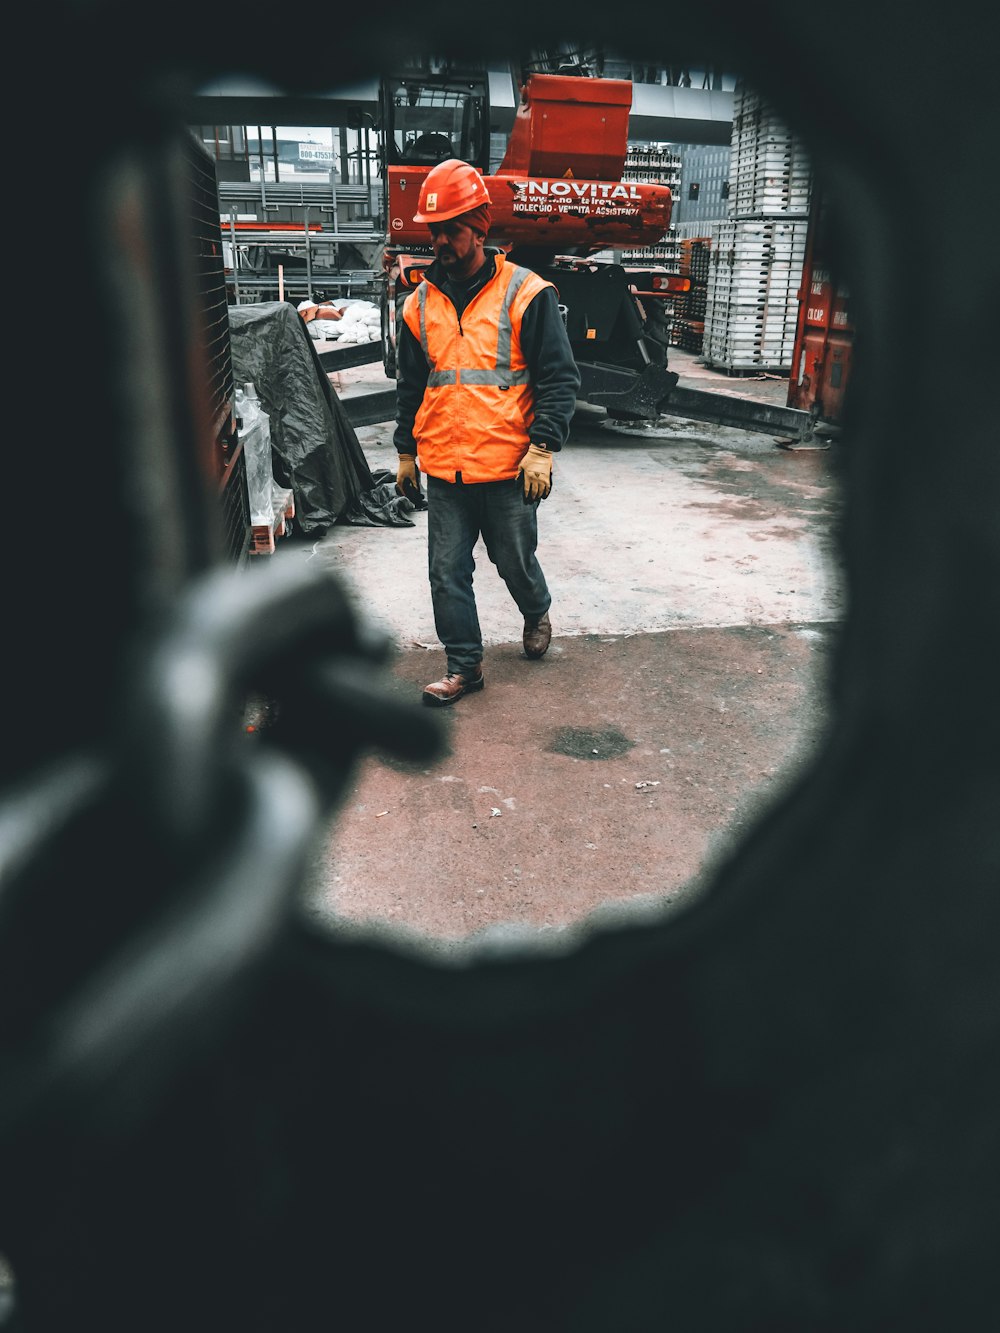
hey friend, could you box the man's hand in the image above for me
[396,453,419,501]
[520,444,553,502]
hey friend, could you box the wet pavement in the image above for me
[275,348,845,943]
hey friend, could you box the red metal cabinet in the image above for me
[787,194,853,424]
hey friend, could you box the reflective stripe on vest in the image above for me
[416,267,533,388]
[414,284,457,387]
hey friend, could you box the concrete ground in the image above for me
[274,348,845,944]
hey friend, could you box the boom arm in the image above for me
[386,72,671,254]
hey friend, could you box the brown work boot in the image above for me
[422,665,485,707]
[523,612,552,659]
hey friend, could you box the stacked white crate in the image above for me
[703,86,811,372]
[704,218,808,370]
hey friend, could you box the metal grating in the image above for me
[220,446,251,567]
[184,131,251,565]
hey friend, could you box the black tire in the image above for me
[642,297,672,351]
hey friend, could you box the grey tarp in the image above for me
[227,301,414,535]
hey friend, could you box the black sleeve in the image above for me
[518,285,582,451]
[392,318,429,455]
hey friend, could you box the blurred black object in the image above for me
[2,6,998,1331]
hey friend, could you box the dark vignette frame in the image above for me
[2,4,998,1329]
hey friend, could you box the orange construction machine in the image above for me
[378,64,689,421]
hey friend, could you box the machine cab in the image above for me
[378,60,491,172]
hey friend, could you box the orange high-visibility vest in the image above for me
[402,256,554,483]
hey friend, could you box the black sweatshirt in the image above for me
[393,251,581,457]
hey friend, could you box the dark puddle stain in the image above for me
[548,726,635,760]
[681,455,839,512]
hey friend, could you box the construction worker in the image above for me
[394,158,581,706]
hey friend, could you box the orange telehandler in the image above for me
[378,61,688,421]
[377,58,815,438]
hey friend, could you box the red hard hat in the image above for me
[412,158,492,224]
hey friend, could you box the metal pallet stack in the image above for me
[671,237,712,352]
[622,145,682,270]
[703,85,811,372]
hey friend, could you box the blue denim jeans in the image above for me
[426,474,551,676]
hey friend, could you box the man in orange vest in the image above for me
[394,159,581,706]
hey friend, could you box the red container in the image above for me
[787,194,854,423]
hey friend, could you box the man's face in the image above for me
[428,218,485,278]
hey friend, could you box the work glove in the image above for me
[519,443,553,502]
[396,453,420,503]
